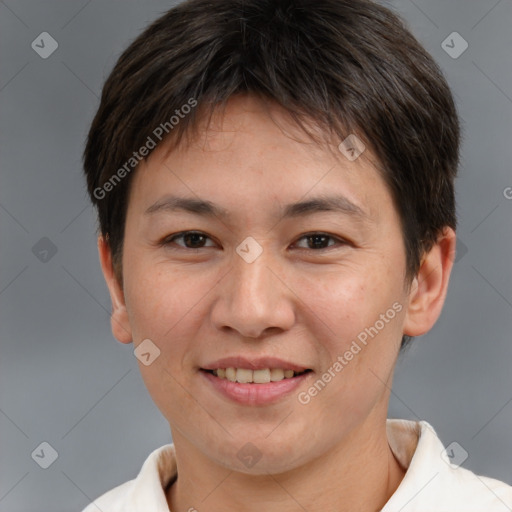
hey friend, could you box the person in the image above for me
[81,0,512,510]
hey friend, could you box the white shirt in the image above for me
[82,419,512,511]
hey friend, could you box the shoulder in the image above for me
[81,479,135,512]
[384,419,512,511]
[80,443,176,512]
[431,465,512,510]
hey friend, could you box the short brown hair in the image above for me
[83,0,460,351]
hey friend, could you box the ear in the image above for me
[97,235,133,344]
[403,227,457,337]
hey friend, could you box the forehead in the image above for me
[130,95,393,228]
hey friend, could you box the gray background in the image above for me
[1,1,511,510]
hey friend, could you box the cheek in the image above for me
[298,269,380,352]
[298,267,402,404]
[122,262,205,412]
[123,259,195,343]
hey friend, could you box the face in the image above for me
[104,94,422,474]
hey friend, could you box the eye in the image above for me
[293,232,348,251]
[160,231,349,252]
[162,231,216,250]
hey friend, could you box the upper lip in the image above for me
[201,356,310,372]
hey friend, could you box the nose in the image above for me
[210,246,295,339]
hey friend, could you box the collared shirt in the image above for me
[82,419,512,511]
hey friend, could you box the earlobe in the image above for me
[97,235,133,344]
[402,227,457,338]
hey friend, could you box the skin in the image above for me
[98,94,456,512]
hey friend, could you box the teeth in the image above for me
[236,368,253,383]
[270,368,284,381]
[225,367,236,382]
[253,369,271,383]
[211,367,305,383]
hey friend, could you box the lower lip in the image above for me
[200,370,312,405]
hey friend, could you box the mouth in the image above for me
[199,356,313,404]
[200,366,313,405]
[201,367,313,384]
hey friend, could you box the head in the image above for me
[83,0,459,474]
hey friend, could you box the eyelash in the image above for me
[160,231,349,252]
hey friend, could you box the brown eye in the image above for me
[294,233,348,251]
[163,231,215,249]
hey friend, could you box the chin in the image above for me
[211,440,310,476]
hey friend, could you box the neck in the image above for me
[166,417,406,512]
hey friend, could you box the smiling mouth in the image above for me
[201,368,312,384]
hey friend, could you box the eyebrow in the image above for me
[144,194,371,223]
